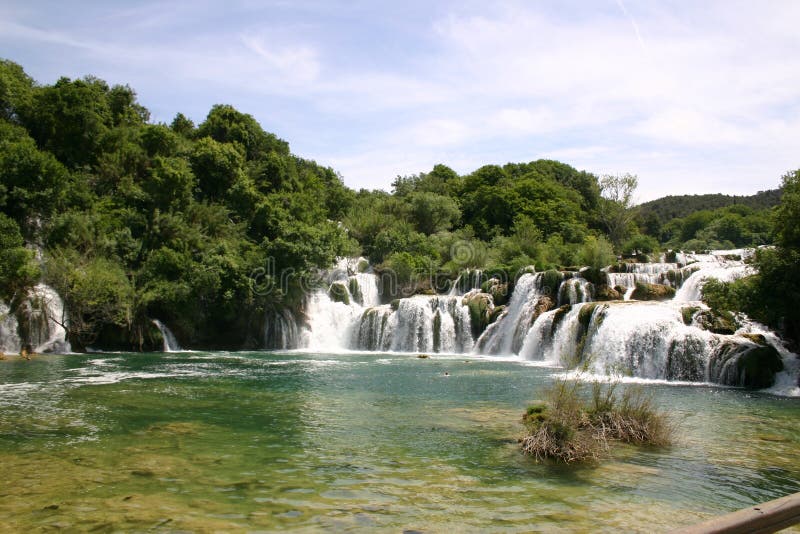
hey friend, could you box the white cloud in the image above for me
[2,0,798,199]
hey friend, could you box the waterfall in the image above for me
[264,308,301,350]
[152,319,181,352]
[32,284,69,353]
[558,277,592,305]
[301,290,363,350]
[19,284,70,354]
[0,301,21,354]
[475,272,549,355]
[349,273,381,307]
[293,252,796,393]
[606,263,689,294]
[449,269,485,296]
[349,296,473,353]
[674,263,753,302]
[518,304,590,363]
[576,302,712,380]
[0,284,70,354]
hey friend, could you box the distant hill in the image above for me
[637,189,782,221]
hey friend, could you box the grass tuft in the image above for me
[520,379,674,463]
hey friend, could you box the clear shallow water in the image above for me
[0,352,799,532]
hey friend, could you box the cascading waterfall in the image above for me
[0,284,70,354]
[292,251,798,393]
[674,263,753,302]
[558,277,592,306]
[605,263,691,299]
[0,301,21,354]
[449,269,485,296]
[572,302,713,380]
[26,284,70,353]
[521,300,792,389]
[152,319,181,352]
[475,272,550,355]
[351,296,473,353]
[264,308,301,350]
[301,290,364,350]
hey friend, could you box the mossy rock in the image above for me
[694,309,738,335]
[481,278,511,306]
[631,282,675,301]
[577,302,603,331]
[737,345,784,388]
[488,305,507,325]
[433,311,442,352]
[541,270,564,299]
[489,282,510,306]
[480,279,495,293]
[710,341,783,388]
[328,282,351,305]
[348,277,363,305]
[665,250,678,263]
[593,284,622,301]
[579,267,607,286]
[390,299,401,311]
[681,306,700,326]
[739,333,767,346]
[550,304,573,335]
[415,288,436,296]
[532,296,555,322]
[463,292,494,338]
[356,258,370,273]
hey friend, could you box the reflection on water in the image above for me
[0,352,799,532]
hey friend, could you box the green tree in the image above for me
[598,173,638,249]
[0,213,39,302]
[0,59,35,122]
[577,235,615,270]
[775,169,800,249]
[408,191,460,235]
[190,136,245,200]
[0,133,70,229]
[196,104,289,160]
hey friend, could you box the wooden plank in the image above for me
[674,492,800,534]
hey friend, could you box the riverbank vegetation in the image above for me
[701,170,800,345]
[520,380,674,463]
[0,58,796,350]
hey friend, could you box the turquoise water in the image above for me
[0,351,799,532]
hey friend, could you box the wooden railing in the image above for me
[674,492,800,533]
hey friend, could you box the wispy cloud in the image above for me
[1,0,798,199]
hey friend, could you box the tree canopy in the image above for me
[0,58,786,350]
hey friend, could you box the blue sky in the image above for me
[1,0,799,201]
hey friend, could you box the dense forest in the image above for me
[0,59,797,350]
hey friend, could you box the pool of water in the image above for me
[1,351,799,532]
